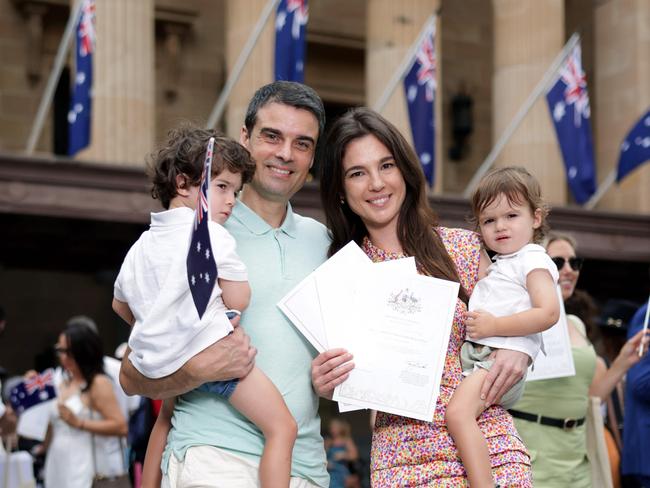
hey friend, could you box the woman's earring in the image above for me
[340,196,345,205]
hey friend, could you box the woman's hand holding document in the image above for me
[278,241,460,421]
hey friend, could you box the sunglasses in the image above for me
[54,346,69,355]
[551,256,584,271]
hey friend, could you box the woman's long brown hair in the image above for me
[319,108,468,304]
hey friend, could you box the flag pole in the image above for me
[639,294,650,357]
[462,32,581,198]
[584,168,616,209]
[206,0,279,129]
[372,13,437,114]
[26,0,84,154]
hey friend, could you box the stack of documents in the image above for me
[278,241,460,422]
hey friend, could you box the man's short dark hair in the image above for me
[244,81,325,139]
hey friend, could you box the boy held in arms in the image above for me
[445,166,560,488]
[112,127,297,488]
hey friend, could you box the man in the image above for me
[120,81,332,487]
[622,302,650,487]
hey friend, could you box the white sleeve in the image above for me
[208,222,248,282]
[114,245,136,302]
[520,250,559,285]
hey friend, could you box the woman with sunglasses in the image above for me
[509,231,648,487]
[43,322,127,488]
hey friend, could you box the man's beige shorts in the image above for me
[162,445,322,488]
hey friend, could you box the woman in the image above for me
[312,107,532,486]
[44,322,127,488]
[510,232,648,487]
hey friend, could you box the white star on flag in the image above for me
[407,85,418,102]
[276,11,287,30]
[553,101,566,122]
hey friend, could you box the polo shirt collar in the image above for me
[232,200,297,238]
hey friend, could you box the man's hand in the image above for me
[120,326,256,399]
[311,349,354,400]
[465,310,497,340]
[186,326,256,384]
[480,348,528,407]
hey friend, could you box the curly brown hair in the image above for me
[147,124,256,209]
[469,166,549,245]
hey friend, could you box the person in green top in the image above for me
[510,231,648,487]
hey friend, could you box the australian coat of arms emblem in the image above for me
[387,288,422,315]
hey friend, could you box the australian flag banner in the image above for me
[616,109,650,182]
[403,17,436,186]
[10,369,56,415]
[274,0,308,82]
[68,0,95,156]
[187,138,218,318]
[545,42,596,204]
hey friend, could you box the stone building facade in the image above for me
[1,0,649,375]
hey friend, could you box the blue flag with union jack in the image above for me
[68,0,95,156]
[186,138,218,318]
[616,109,650,182]
[546,42,596,204]
[274,0,308,82]
[9,369,56,414]
[403,18,436,186]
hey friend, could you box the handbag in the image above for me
[586,396,614,488]
[90,412,131,488]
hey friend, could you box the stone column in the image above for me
[593,0,650,213]
[492,0,565,204]
[78,0,155,165]
[224,0,274,139]
[366,0,442,192]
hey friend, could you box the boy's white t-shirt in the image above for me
[114,207,247,378]
[468,243,559,362]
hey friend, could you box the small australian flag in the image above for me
[10,369,56,414]
[186,138,218,318]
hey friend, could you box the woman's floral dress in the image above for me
[365,228,532,487]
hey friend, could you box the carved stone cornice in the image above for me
[2,152,649,261]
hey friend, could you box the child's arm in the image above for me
[466,268,559,339]
[112,298,135,327]
[219,278,251,313]
[229,367,297,488]
[141,398,174,488]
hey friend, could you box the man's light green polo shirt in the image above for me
[163,200,330,487]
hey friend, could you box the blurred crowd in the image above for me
[0,237,649,488]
